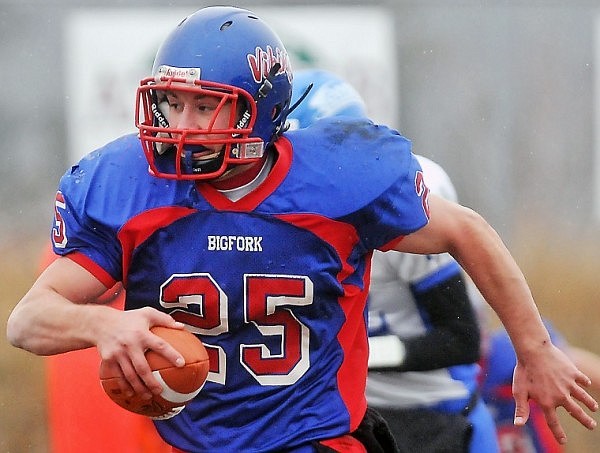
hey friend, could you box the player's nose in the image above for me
[172,107,201,130]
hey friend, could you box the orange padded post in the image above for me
[41,244,170,453]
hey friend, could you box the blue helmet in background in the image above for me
[287,69,367,129]
[136,6,293,180]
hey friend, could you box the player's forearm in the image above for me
[449,208,550,358]
[7,288,113,355]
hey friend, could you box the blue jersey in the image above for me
[51,117,429,452]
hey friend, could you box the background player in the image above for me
[366,154,499,453]
[482,320,600,453]
[6,6,597,451]
[290,68,499,453]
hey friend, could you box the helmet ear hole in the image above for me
[271,104,282,121]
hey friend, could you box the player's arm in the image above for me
[6,256,185,397]
[394,194,598,443]
[369,272,480,371]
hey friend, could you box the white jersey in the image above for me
[413,155,458,204]
[366,155,479,409]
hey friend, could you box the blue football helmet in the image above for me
[136,6,293,180]
[287,69,367,129]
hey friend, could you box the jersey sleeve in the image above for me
[347,130,430,252]
[51,151,124,284]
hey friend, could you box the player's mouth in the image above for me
[182,145,220,162]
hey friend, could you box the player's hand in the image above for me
[94,307,186,399]
[512,343,598,444]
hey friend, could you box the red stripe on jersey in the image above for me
[337,257,371,431]
[67,251,116,288]
[529,403,562,453]
[117,206,196,286]
[275,212,368,432]
[495,383,514,400]
[319,434,368,452]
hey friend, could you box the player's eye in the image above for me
[196,100,220,113]
[165,96,182,111]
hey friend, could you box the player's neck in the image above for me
[210,154,269,191]
[209,151,274,202]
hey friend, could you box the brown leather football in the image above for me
[99,326,209,418]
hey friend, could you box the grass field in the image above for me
[509,227,600,453]
[0,237,47,452]
[1,230,599,452]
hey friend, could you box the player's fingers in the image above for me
[141,306,185,331]
[119,355,154,399]
[100,360,135,397]
[129,333,185,395]
[562,394,598,431]
[571,382,599,413]
[576,371,592,388]
[147,327,186,369]
[543,409,567,445]
[512,370,530,426]
[513,397,530,426]
[573,372,599,412]
[128,343,171,396]
[138,308,186,367]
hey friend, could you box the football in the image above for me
[99,326,210,419]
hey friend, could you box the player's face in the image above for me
[165,89,235,163]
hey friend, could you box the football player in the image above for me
[7,6,596,452]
